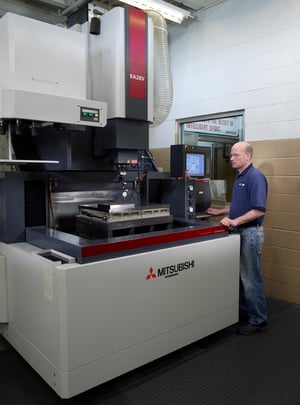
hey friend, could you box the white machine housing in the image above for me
[90,7,154,121]
[0,13,107,126]
[0,235,240,398]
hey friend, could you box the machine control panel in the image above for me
[161,178,212,221]
[80,107,100,123]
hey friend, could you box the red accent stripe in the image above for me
[128,8,147,99]
[82,225,227,258]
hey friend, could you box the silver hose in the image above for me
[145,10,173,127]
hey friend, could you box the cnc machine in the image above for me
[0,7,240,398]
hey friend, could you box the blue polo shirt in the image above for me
[229,164,268,226]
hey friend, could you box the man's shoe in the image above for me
[237,321,268,336]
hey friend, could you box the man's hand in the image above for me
[220,217,238,228]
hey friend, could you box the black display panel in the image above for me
[171,144,211,178]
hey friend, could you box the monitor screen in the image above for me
[186,152,205,177]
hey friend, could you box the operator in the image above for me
[207,141,268,335]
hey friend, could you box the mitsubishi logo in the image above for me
[146,260,195,281]
[146,267,157,280]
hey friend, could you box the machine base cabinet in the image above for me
[0,235,240,398]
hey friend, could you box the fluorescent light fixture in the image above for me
[118,0,191,24]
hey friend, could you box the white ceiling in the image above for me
[0,0,226,25]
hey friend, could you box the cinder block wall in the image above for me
[252,139,300,304]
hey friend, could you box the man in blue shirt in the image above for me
[208,141,268,335]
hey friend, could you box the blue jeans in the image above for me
[239,226,267,324]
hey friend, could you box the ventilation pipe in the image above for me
[145,10,173,127]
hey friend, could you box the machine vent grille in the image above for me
[24,181,46,227]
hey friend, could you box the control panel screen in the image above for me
[186,152,205,177]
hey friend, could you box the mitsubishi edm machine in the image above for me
[0,6,240,398]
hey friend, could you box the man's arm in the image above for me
[220,209,265,228]
[207,207,230,216]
